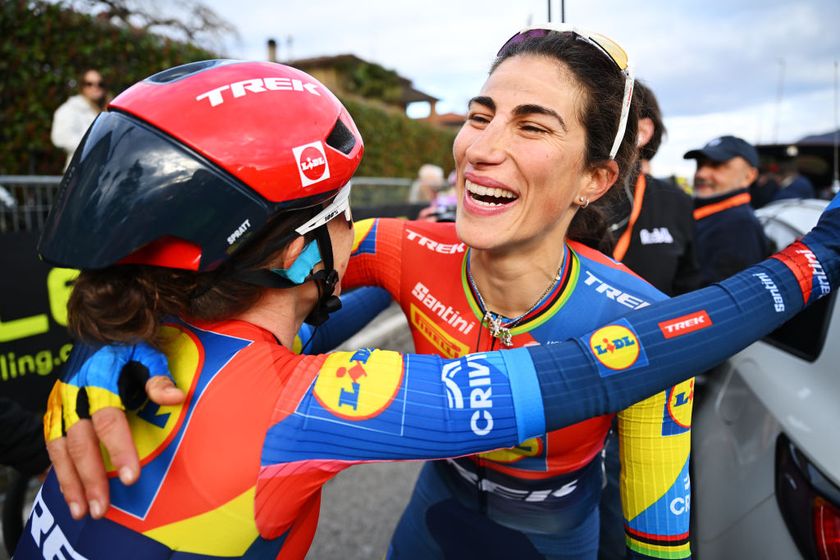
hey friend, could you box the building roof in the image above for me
[290,53,438,105]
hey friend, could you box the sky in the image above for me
[197,0,840,180]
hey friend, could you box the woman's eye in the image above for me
[521,124,547,133]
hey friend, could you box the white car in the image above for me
[692,198,840,560]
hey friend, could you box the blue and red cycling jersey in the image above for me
[343,218,693,557]
[17,197,840,559]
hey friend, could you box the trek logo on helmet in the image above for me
[194,76,321,107]
[293,141,331,187]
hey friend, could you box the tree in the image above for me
[61,0,238,53]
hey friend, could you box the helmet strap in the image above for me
[302,226,342,326]
[231,224,342,326]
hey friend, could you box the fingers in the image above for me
[63,418,110,519]
[146,375,186,406]
[91,407,139,487]
[46,437,87,520]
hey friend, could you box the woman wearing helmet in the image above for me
[32,50,840,560]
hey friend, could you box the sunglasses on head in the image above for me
[497,24,634,160]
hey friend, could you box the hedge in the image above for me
[1,1,456,179]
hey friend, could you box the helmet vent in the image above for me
[325,118,356,155]
[147,60,232,84]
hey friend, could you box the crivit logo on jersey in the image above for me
[293,141,331,187]
[195,77,320,107]
[412,282,475,335]
[583,318,649,377]
[441,354,494,436]
[583,271,650,310]
[312,348,404,421]
[658,310,712,339]
[405,228,466,254]
[662,378,694,436]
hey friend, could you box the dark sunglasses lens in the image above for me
[497,29,550,56]
[85,81,104,87]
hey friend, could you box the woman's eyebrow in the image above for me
[513,104,567,132]
[468,96,495,111]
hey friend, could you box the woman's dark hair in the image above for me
[635,80,666,162]
[68,208,318,345]
[491,32,639,252]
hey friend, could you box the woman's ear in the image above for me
[580,160,619,204]
[278,236,307,269]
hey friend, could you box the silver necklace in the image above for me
[466,253,564,346]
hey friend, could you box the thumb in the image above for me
[146,375,185,406]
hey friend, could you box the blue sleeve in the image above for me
[296,287,392,354]
[531,194,839,432]
[263,194,839,467]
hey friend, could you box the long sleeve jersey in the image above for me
[342,218,692,557]
[16,196,840,560]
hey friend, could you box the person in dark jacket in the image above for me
[772,158,817,202]
[609,81,702,296]
[0,398,49,475]
[685,135,772,284]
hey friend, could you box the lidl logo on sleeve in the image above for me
[662,378,694,436]
[312,348,404,421]
[583,318,648,377]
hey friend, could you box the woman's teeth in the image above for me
[465,180,517,206]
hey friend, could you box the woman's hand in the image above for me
[44,342,184,519]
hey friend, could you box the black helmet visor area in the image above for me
[39,111,316,271]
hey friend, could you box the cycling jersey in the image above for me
[18,196,840,560]
[343,218,693,558]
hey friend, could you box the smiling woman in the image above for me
[335,25,695,560]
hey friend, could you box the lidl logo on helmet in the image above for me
[293,141,331,187]
[583,318,648,377]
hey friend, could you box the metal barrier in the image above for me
[0,175,415,233]
[0,176,62,233]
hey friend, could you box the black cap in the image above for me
[683,135,759,167]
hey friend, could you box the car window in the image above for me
[762,292,836,362]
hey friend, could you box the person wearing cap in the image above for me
[685,135,772,284]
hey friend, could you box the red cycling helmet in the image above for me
[39,59,364,272]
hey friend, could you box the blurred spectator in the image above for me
[771,158,816,201]
[608,80,702,296]
[51,69,108,168]
[0,398,49,475]
[418,170,458,222]
[408,163,445,203]
[685,135,772,284]
[751,162,781,209]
